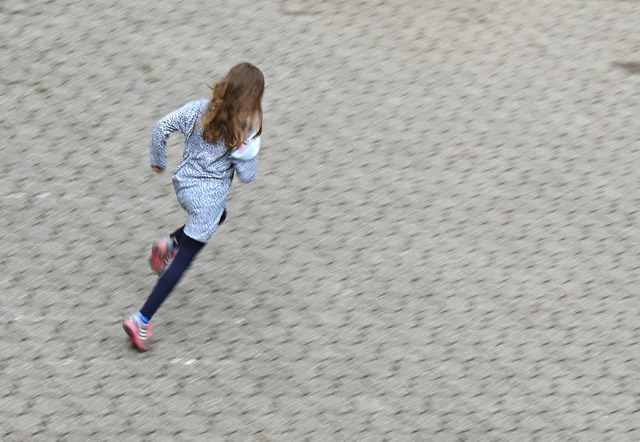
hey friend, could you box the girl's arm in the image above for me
[233,155,259,183]
[231,133,261,183]
[149,100,205,171]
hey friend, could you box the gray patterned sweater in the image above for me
[149,99,259,242]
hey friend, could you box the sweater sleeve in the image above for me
[149,100,205,170]
[231,130,261,183]
[232,155,259,183]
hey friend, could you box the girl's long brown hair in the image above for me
[201,63,264,151]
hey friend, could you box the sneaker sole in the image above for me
[123,320,149,352]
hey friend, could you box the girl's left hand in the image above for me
[151,166,164,175]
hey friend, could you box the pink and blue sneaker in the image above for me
[148,236,177,275]
[123,312,152,352]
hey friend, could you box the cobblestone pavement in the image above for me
[1,0,639,440]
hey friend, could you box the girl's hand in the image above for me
[151,166,164,175]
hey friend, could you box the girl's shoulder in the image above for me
[182,98,209,115]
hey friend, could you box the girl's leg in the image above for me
[126,211,225,351]
[140,234,205,320]
[170,226,185,246]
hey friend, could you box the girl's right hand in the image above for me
[151,166,164,175]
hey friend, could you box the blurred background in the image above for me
[1,0,639,440]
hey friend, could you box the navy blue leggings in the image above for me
[140,209,226,320]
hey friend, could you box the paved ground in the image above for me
[1,0,640,440]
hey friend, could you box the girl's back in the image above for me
[170,99,235,184]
